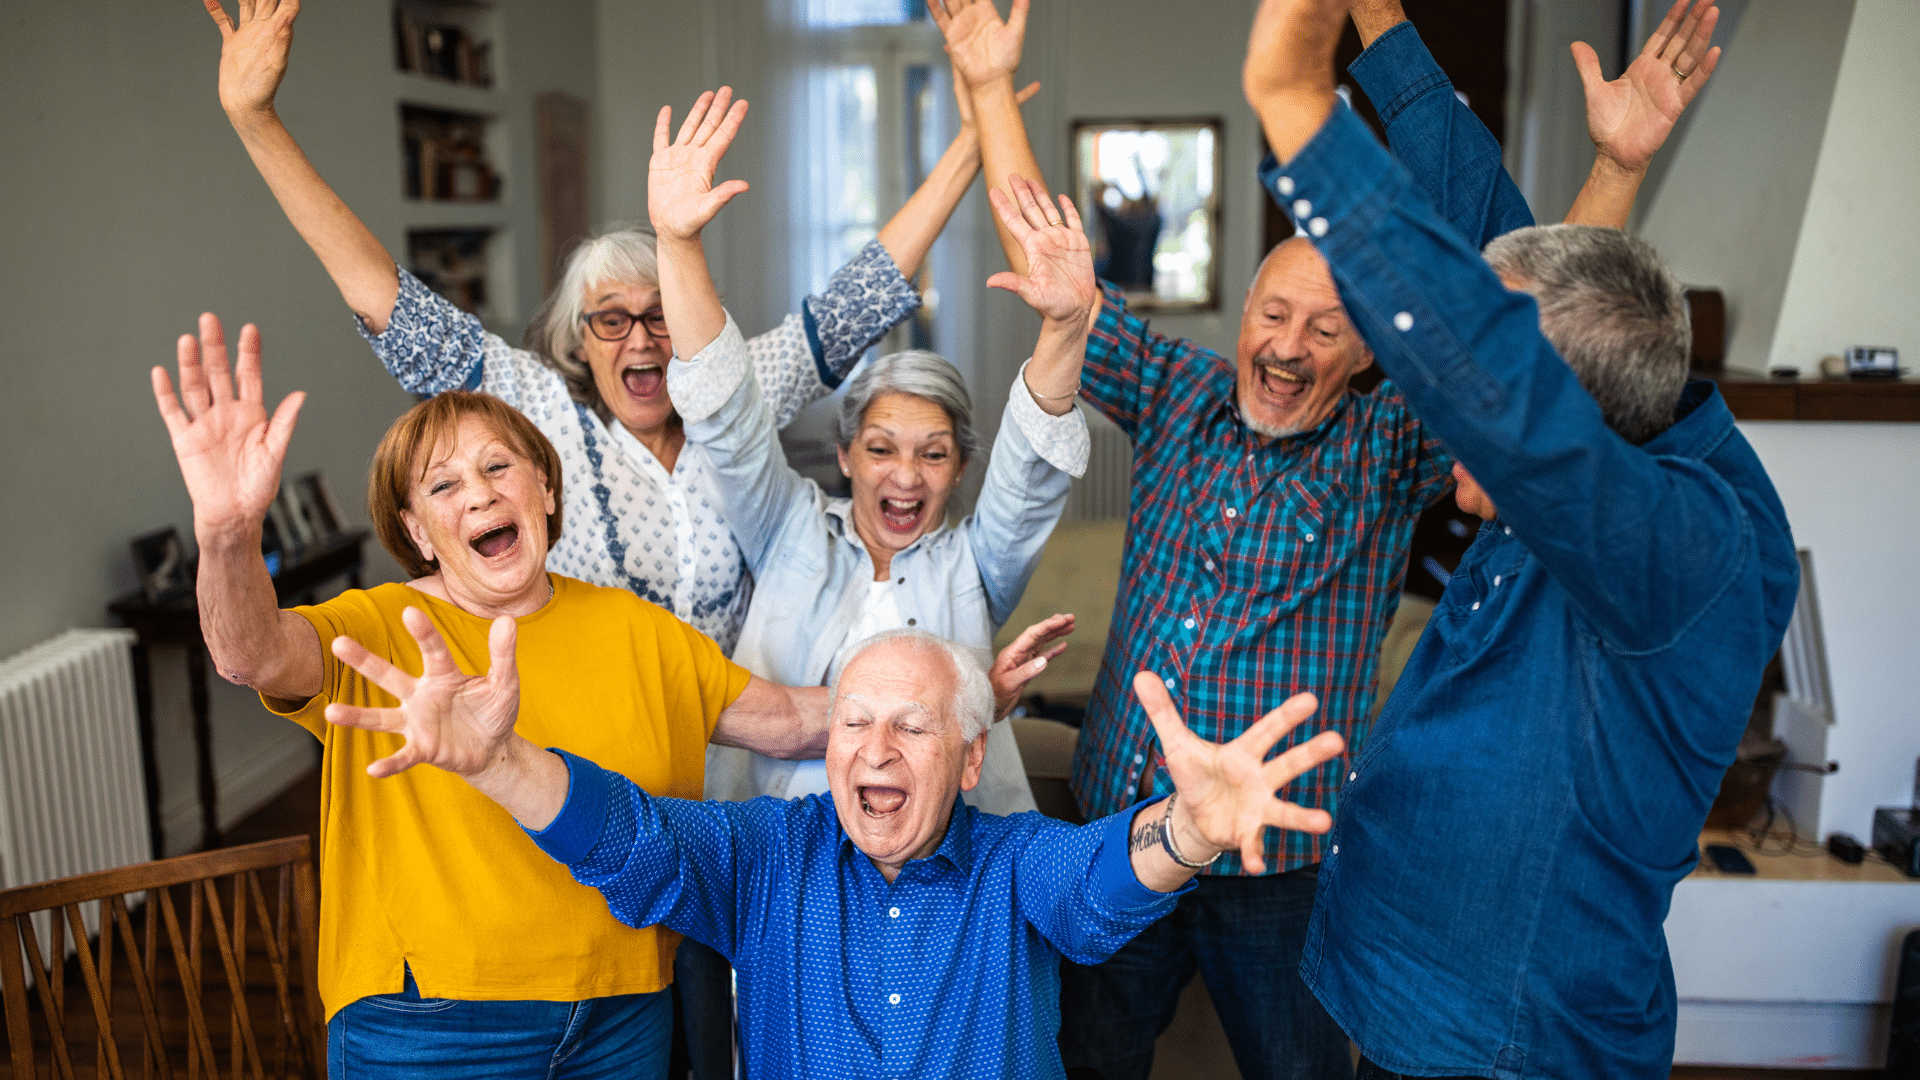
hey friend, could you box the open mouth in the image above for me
[878,497,925,533]
[859,786,908,818]
[1256,361,1310,400]
[620,364,664,399]
[469,523,520,559]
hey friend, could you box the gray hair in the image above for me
[831,629,993,742]
[1482,224,1690,446]
[521,224,660,425]
[833,350,980,464]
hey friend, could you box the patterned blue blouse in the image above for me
[357,240,919,652]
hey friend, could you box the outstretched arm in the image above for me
[153,314,322,702]
[711,678,831,760]
[1127,673,1344,891]
[929,0,1046,274]
[205,0,400,330]
[1564,0,1722,228]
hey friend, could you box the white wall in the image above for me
[1634,0,1853,373]
[1768,0,1920,372]
[0,0,594,855]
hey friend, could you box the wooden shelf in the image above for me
[1705,369,1920,422]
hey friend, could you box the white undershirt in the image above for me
[783,577,905,798]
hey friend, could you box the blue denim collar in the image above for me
[1644,379,1735,461]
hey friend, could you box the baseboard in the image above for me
[158,731,317,856]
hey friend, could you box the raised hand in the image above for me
[649,88,751,243]
[1243,0,1351,163]
[951,56,1040,135]
[1573,0,1721,175]
[152,314,304,534]
[204,0,301,119]
[989,613,1075,719]
[985,174,1096,326]
[1137,671,1345,874]
[324,607,521,779]
[927,0,1028,91]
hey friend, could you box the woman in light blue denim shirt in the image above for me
[651,91,1107,814]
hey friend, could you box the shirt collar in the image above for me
[831,791,975,876]
[1643,379,1735,461]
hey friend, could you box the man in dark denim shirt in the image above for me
[1243,1,1798,1077]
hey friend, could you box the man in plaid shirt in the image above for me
[933,0,1699,1074]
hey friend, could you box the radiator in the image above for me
[1064,412,1133,522]
[0,629,153,956]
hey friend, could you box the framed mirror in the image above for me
[1069,117,1223,312]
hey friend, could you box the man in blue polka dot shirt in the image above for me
[325,621,1347,1079]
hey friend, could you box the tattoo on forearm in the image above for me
[1129,814,1168,855]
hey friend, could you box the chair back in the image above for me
[1,836,323,1080]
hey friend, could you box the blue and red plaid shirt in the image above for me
[1070,283,1454,875]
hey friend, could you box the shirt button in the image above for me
[1292,198,1312,218]
[889,907,900,918]
[1303,532,1316,542]
[1277,175,1295,196]
[888,993,901,1005]
[1164,675,1177,687]
[1493,575,1502,586]
[1184,618,1196,630]
[1394,311,1414,332]
[1504,526,1512,535]
[1349,771,1357,782]
[1134,753,1144,765]
[907,618,916,626]
[1204,559,1216,572]
[1225,507,1238,519]
[1332,844,1340,855]
[1308,216,1329,237]
[897,577,905,584]
[1471,601,1481,611]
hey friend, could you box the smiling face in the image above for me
[826,640,986,881]
[400,414,558,616]
[837,393,966,569]
[1235,239,1373,439]
[578,279,674,439]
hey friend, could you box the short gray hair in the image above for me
[1483,224,1690,446]
[521,224,660,425]
[831,629,993,742]
[834,350,980,464]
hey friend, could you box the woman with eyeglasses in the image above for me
[205,0,1033,655]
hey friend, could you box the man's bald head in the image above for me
[1234,238,1372,439]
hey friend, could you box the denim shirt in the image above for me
[1269,107,1799,1078]
[667,316,1089,815]
[529,751,1186,1080]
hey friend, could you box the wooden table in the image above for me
[108,530,368,855]
[1706,369,1920,422]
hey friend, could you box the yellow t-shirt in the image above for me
[266,574,751,1020]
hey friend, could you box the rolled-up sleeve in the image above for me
[667,314,751,425]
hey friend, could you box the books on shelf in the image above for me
[392,5,493,88]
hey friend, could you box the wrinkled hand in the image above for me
[1243,0,1349,108]
[985,175,1096,326]
[990,613,1075,719]
[1574,0,1721,174]
[204,0,300,118]
[152,314,304,534]
[951,56,1039,133]
[649,88,751,243]
[1137,671,1345,874]
[928,0,1028,91]
[324,607,521,779]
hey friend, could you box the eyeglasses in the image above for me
[581,307,670,342]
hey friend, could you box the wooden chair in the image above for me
[1,837,324,1080]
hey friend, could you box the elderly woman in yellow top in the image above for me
[150,314,830,1079]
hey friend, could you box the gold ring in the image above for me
[1673,65,1690,80]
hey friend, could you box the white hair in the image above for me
[830,629,993,741]
[833,350,981,464]
[520,223,660,424]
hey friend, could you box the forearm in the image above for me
[194,523,322,700]
[226,108,400,331]
[877,130,982,280]
[972,78,1047,274]
[656,234,728,359]
[1350,0,1406,47]
[710,681,831,760]
[1025,319,1088,416]
[465,735,571,831]
[1125,797,1219,893]
[1563,155,1646,228]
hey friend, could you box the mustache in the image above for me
[1253,351,1313,383]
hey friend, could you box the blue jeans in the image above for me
[326,967,671,1079]
[1057,866,1348,1080]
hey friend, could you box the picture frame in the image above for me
[1069,117,1224,312]
[129,526,191,604]
[295,471,346,538]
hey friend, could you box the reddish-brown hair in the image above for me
[366,391,564,579]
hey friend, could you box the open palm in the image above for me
[325,607,523,779]
[927,0,1028,89]
[649,88,751,242]
[986,175,1096,326]
[204,0,300,117]
[152,314,303,532]
[1575,0,1721,173]
[1136,671,1345,874]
